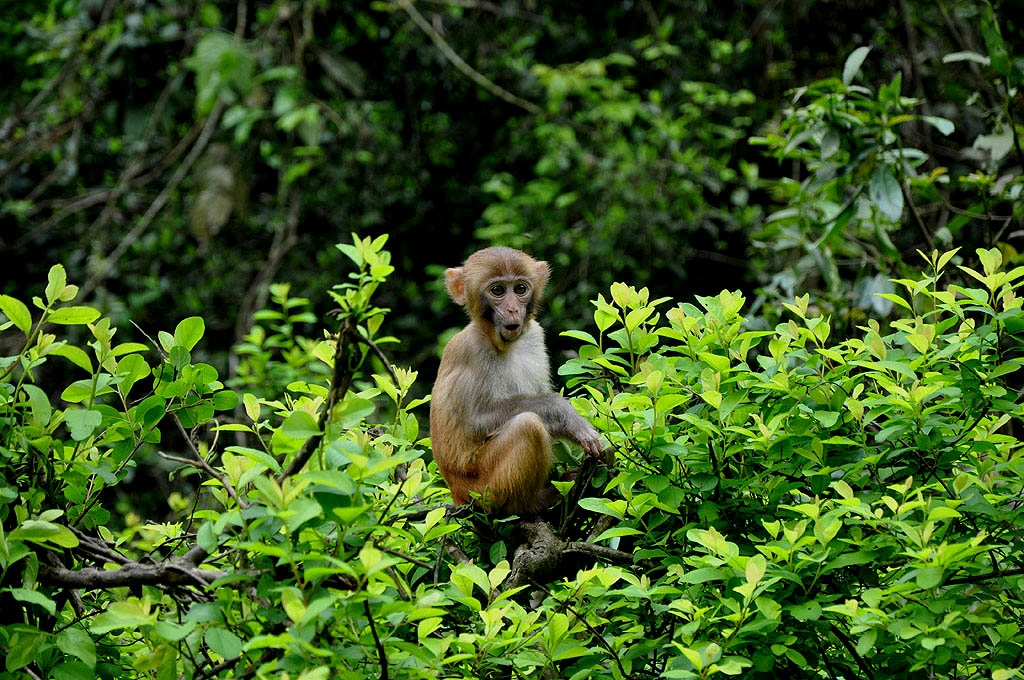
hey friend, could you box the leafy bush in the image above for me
[3,234,1023,679]
[556,246,1024,678]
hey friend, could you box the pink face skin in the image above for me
[484,277,533,346]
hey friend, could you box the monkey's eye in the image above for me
[490,285,505,297]
[513,283,529,296]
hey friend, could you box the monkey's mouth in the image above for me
[499,323,522,342]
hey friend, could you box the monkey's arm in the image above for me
[477,393,605,456]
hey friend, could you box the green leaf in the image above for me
[980,3,1010,76]
[212,390,239,410]
[281,410,320,439]
[916,566,943,589]
[336,397,374,428]
[205,627,244,659]
[921,116,954,136]
[227,445,282,474]
[48,306,101,325]
[116,354,151,395]
[10,519,79,548]
[52,660,94,680]
[174,316,205,351]
[842,46,871,85]
[8,587,56,615]
[90,599,157,634]
[153,620,196,642]
[51,344,93,372]
[57,628,97,668]
[677,567,728,584]
[21,384,52,427]
[0,294,32,335]
[243,393,261,421]
[65,408,103,441]
[560,329,598,345]
[869,166,904,222]
[5,631,43,671]
[789,600,822,621]
[45,264,68,303]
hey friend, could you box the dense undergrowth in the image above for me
[1,234,1023,679]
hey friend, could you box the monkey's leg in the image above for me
[479,412,553,515]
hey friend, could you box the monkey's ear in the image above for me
[445,267,468,305]
[535,261,551,297]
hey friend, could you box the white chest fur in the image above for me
[485,321,551,398]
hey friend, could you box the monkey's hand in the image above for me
[572,421,606,458]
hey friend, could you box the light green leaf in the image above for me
[869,166,904,222]
[90,600,157,634]
[281,410,320,439]
[9,587,56,615]
[10,519,79,548]
[0,294,32,335]
[21,384,52,427]
[50,344,93,372]
[57,627,97,668]
[65,408,103,441]
[842,46,871,85]
[243,393,261,421]
[45,264,67,303]
[916,566,943,589]
[48,306,101,325]
[205,627,244,659]
[173,316,205,350]
[921,116,954,136]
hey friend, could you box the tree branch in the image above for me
[278,317,358,480]
[394,0,544,116]
[39,558,227,590]
[79,99,225,301]
[169,412,248,509]
[363,600,390,680]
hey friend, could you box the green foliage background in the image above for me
[1,1,1024,679]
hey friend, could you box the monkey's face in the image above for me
[483,277,534,345]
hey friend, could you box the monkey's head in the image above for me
[445,247,550,350]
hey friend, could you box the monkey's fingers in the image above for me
[580,436,605,457]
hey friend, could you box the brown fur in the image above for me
[430,247,604,514]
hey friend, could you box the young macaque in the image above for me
[430,246,605,514]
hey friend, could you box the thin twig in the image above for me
[363,600,390,680]
[79,99,225,300]
[354,334,401,386]
[277,317,357,480]
[829,623,875,680]
[394,0,544,116]
[530,579,629,678]
[170,412,248,509]
[899,180,935,250]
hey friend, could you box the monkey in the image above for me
[430,246,605,515]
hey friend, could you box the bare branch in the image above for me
[168,413,248,509]
[79,99,225,300]
[564,541,634,565]
[394,0,544,116]
[278,317,357,480]
[39,559,227,590]
[363,600,390,680]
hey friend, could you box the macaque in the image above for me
[430,246,604,515]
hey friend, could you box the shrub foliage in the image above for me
[2,234,1023,679]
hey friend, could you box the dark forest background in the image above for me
[4,0,1018,383]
